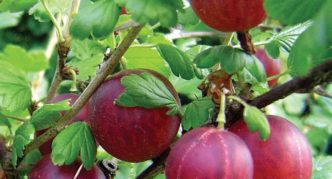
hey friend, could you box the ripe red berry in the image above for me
[190,0,266,32]
[28,155,105,179]
[89,69,181,162]
[38,93,89,155]
[166,127,253,179]
[229,115,312,179]
[255,49,282,87]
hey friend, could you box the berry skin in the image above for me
[166,127,253,179]
[230,115,312,179]
[28,155,105,179]
[89,69,180,162]
[190,0,266,32]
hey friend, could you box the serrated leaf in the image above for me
[182,97,215,130]
[266,22,311,53]
[0,11,22,29]
[0,0,37,12]
[0,61,32,112]
[264,0,326,25]
[11,122,35,167]
[119,0,183,27]
[313,156,332,179]
[31,100,71,131]
[124,47,171,78]
[157,44,194,80]
[70,0,120,39]
[71,39,105,60]
[243,105,270,140]
[115,73,179,114]
[288,1,332,76]
[51,122,96,169]
[241,56,267,84]
[68,54,103,81]
[0,44,48,72]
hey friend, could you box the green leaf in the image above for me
[11,122,35,167]
[115,73,179,115]
[118,0,183,27]
[265,41,280,59]
[264,0,326,25]
[31,100,71,131]
[240,56,267,84]
[0,112,11,130]
[51,122,97,169]
[0,61,32,112]
[182,97,215,130]
[0,0,38,12]
[68,39,105,80]
[288,1,332,76]
[178,7,199,25]
[0,44,48,72]
[313,156,332,179]
[124,47,171,78]
[70,0,120,39]
[195,46,248,74]
[157,44,194,80]
[19,149,42,175]
[0,11,22,30]
[265,22,311,53]
[243,105,270,140]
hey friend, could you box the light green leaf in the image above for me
[68,54,104,81]
[118,0,183,27]
[31,100,71,131]
[51,122,97,169]
[19,149,42,174]
[29,0,73,22]
[115,73,179,115]
[11,122,35,167]
[313,156,332,179]
[124,47,171,78]
[243,105,270,140]
[0,11,22,30]
[157,44,194,80]
[0,61,32,112]
[182,97,215,130]
[70,0,120,39]
[0,44,48,72]
[0,0,37,12]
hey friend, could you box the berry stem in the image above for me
[40,0,64,42]
[216,93,226,129]
[236,31,256,54]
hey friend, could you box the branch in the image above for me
[249,60,332,108]
[136,59,332,178]
[23,25,144,156]
[165,31,226,40]
[44,42,70,102]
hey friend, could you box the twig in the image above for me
[44,42,70,102]
[40,0,64,42]
[165,31,226,40]
[313,86,332,99]
[236,31,256,54]
[114,20,140,32]
[63,0,81,40]
[22,25,144,156]
[136,60,332,178]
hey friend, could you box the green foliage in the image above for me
[157,44,195,80]
[51,122,97,169]
[31,100,71,130]
[0,0,37,12]
[0,61,32,112]
[117,0,183,27]
[0,12,23,29]
[116,72,180,115]
[0,44,48,72]
[182,97,215,130]
[70,0,121,39]
[313,156,332,179]
[11,122,35,167]
[243,105,270,140]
